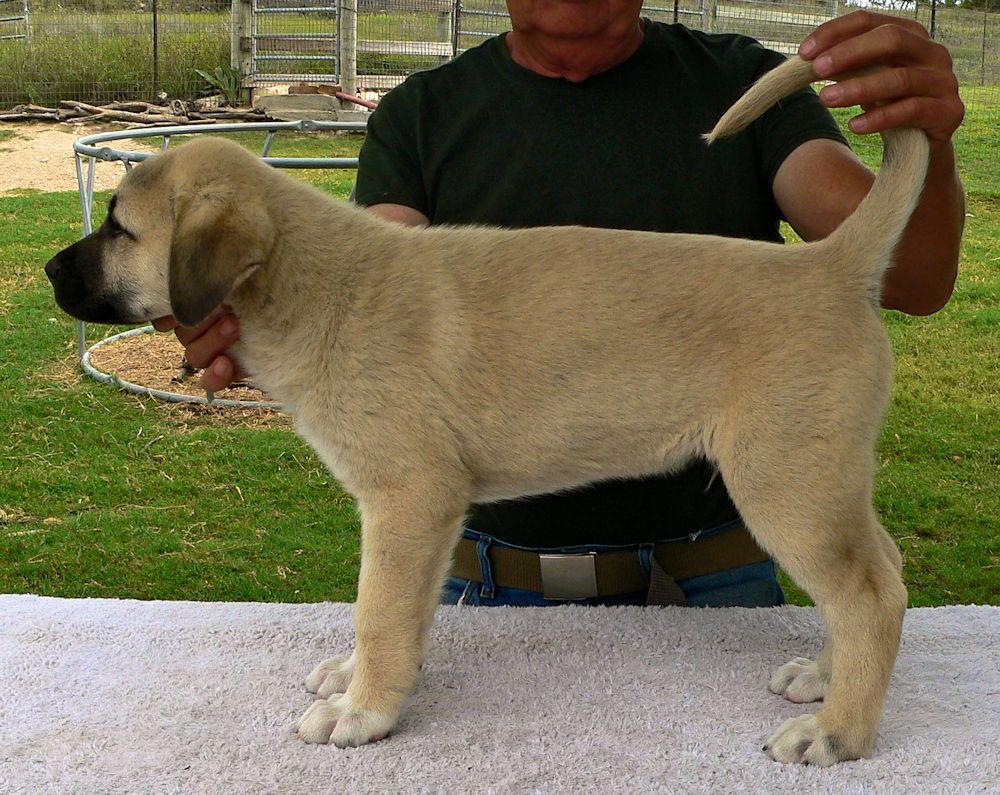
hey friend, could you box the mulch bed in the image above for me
[86,329,286,427]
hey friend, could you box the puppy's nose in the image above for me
[44,256,61,283]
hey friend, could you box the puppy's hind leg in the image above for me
[720,436,906,766]
[296,480,469,747]
[769,641,833,704]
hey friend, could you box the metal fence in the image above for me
[0,0,229,108]
[242,0,458,91]
[0,0,28,42]
[1,1,997,101]
[0,1,997,157]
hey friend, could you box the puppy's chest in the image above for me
[230,335,308,407]
[292,413,365,492]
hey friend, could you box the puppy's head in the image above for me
[44,137,276,327]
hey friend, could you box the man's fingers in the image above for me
[173,305,233,346]
[201,355,239,393]
[151,315,179,333]
[815,62,962,142]
[173,315,239,372]
[152,305,244,391]
[845,96,964,142]
[801,10,929,60]
[798,10,962,143]
[819,66,952,108]
[811,25,951,82]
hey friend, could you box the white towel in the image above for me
[1,595,997,794]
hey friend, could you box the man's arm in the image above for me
[366,203,430,227]
[773,10,965,316]
[774,138,963,315]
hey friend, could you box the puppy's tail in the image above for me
[705,55,930,303]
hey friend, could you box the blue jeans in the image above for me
[440,523,785,608]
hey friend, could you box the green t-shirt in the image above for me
[354,21,848,548]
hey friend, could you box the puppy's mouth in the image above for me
[44,232,149,325]
[53,292,133,325]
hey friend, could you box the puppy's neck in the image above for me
[225,197,405,407]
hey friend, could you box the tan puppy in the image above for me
[45,56,926,765]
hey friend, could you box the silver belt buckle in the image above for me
[539,552,598,601]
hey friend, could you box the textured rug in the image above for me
[1,595,997,794]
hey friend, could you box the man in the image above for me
[156,2,964,607]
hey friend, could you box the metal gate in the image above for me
[239,0,459,93]
[247,0,339,85]
[0,0,29,42]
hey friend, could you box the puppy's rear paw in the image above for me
[769,657,828,703]
[763,714,856,766]
[305,653,356,698]
[295,694,394,747]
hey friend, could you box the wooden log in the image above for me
[13,103,61,114]
[61,100,188,125]
[56,108,90,121]
[0,112,57,121]
[0,97,269,126]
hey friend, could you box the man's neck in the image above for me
[505,17,644,83]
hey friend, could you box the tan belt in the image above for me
[451,526,769,601]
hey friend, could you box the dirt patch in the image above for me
[0,122,158,194]
[85,329,286,428]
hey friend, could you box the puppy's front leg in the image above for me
[296,487,467,747]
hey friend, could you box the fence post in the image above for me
[152,0,159,100]
[435,4,453,55]
[231,0,252,105]
[453,0,462,57]
[338,0,358,97]
[706,0,717,33]
[982,0,991,86]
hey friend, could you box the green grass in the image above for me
[829,93,1000,197]
[146,129,362,195]
[1,115,997,607]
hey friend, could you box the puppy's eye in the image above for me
[105,214,132,239]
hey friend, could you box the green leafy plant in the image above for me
[193,65,243,106]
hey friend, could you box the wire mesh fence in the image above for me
[0,0,996,176]
[0,0,230,107]
[0,0,29,42]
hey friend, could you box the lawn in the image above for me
[0,117,997,607]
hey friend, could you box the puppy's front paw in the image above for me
[296,698,340,744]
[769,657,828,703]
[305,653,356,698]
[295,694,395,748]
[763,714,855,766]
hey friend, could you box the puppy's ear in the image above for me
[168,191,275,327]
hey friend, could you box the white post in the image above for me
[231,0,252,105]
[338,0,358,97]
